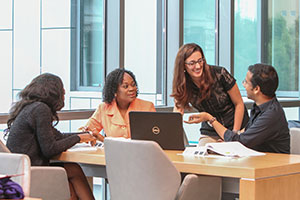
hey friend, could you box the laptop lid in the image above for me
[129,111,185,150]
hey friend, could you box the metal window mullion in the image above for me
[179,0,183,46]
[163,0,168,106]
[156,0,163,101]
[119,0,124,68]
[103,0,107,80]
[215,0,219,65]
[76,0,81,90]
[230,0,234,75]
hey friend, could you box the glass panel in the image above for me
[124,0,165,105]
[183,0,216,64]
[234,0,258,89]
[42,29,71,110]
[14,0,40,89]
[42,0,70,28]
[80,0,104,88]
[0,32,12,113]
[0,0,12,29]
[235,0,299,94]
[266,0,299,92]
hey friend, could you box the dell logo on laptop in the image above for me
[152,126,160,135]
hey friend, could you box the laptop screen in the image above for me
[129,111,185,150]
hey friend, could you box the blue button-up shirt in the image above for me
[224,97,290,153]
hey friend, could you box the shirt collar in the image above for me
[252,97,277,113]
[106,99,138,125]
[105,100,125,125]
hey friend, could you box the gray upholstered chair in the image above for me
[0,152,31,197]
[0,139,70,200]
[0,139,10,153]
[29,166,70,200]
[290,127,300,154]
[104,137,221,200]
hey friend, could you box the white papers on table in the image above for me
[182,142,265,158]
[68,141,103,152]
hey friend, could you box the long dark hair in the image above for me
[171,43,214,109]
[102,68,138,104]
[6,73,65,130]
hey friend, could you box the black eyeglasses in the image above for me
[185,58,205,68]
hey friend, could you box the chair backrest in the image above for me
[104,138,181,200]
[30,166,70,200]
[290,127,300,154]
[0,139,11,153]
[0,152,31,197]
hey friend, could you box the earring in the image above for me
[184,69,186,73]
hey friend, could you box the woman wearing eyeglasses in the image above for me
[171,43,249,145]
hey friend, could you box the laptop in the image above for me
[129,111,185,150]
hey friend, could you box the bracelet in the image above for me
[207,117,216,127]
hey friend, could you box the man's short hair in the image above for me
[248,63,278,98]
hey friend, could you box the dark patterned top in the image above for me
[190,65,249,138]
[6,102,80,166]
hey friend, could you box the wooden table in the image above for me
[54,148,300,200]
[3,198,42,200]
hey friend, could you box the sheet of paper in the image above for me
[182,142,265,158]
[206,142,265,157]
[67,142,103,152]
[182,146,206,156]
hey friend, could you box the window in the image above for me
[234,0,299,96]
[264,0,299,94]
[183,0,216,64]
[234,0,258,89]
[72,0,105,91]
[124,0,166,105]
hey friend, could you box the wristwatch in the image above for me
[207,117,216,127]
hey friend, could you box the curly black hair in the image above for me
[103,68,139,104]
[7,73,65,131]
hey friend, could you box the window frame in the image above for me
[71,0,106,92]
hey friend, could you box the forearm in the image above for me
[233,103,245,131]
[204,113,228,139]
[41,135,80,158]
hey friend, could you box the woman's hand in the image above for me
[78,133,96,144]
[184,112,212,124]
[81,126,105,142]
[91,132,105,142]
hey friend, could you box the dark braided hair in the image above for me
[6,73,65,131]
[103,68,139,104]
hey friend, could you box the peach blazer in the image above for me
[83,98,156,138]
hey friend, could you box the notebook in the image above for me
[129,111,185,150]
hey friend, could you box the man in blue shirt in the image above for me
[185,63,290,153]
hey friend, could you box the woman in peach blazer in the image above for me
[80,68,155,141]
